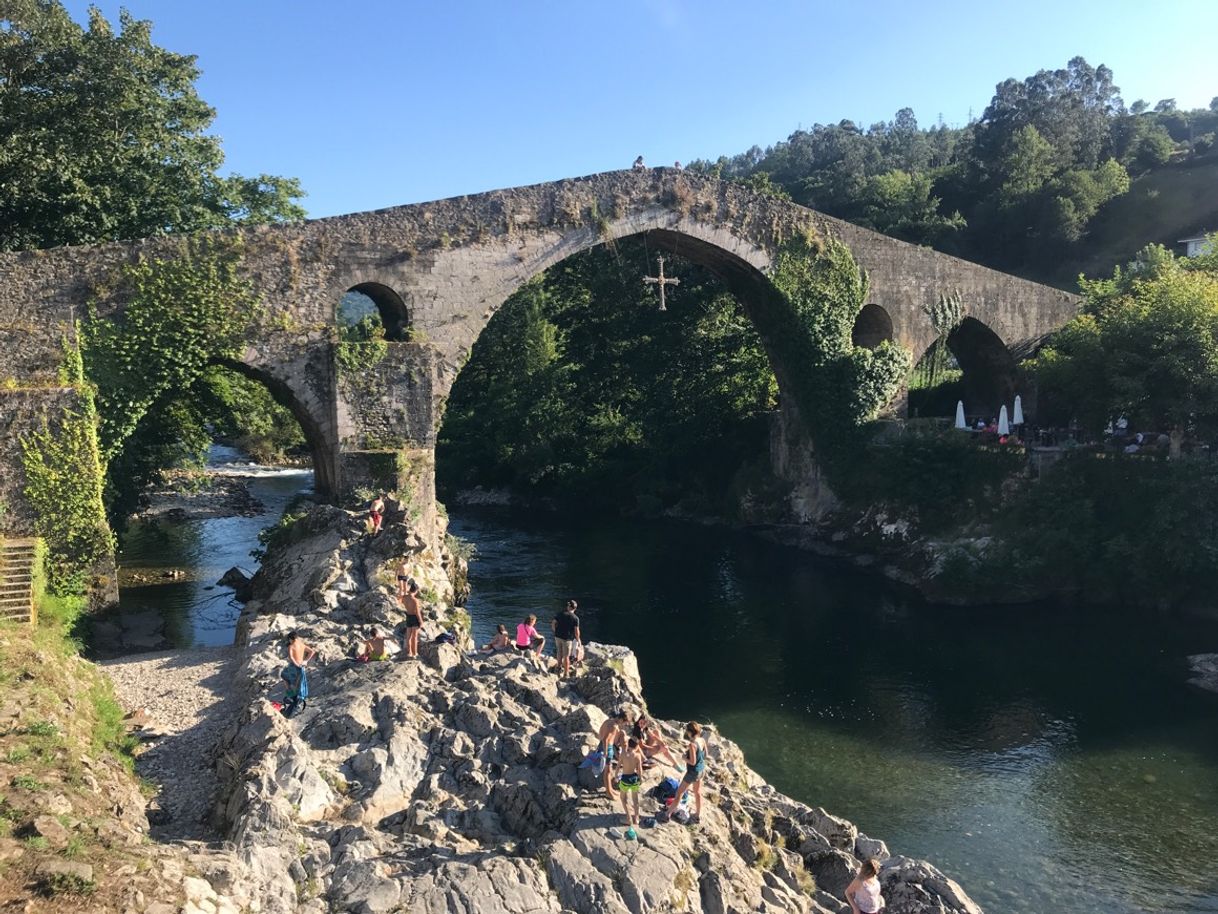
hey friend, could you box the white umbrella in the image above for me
[955,400,967,430]
[1013,395,1024,426]
[998,405,1010,435]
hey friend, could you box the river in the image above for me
[116,446,314,648]
[117,478,1218,914]
[449,507,1218,914]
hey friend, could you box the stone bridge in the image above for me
[0,168,1076,538]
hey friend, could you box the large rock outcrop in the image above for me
[214,502,983,914]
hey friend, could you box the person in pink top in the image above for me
[515,614,545,660]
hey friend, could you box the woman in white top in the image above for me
[845,858,885,914]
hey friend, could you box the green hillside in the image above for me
[1063,151,1218,282]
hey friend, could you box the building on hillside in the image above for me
[1179,233,1215,257]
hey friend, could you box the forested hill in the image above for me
[689,57,1218,287]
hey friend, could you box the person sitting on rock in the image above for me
[845,857,885,914]
[357,626,398,662]
[479,624,513,653]
[515,614,545,661]
[281,631,316,718]
[632,155,646,170]
[401,578,423,659]
[632,712,679,770]
[616,737,645,841]
[596,708,631,797]
[666,721,706,825]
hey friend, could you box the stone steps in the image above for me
[0,538,38,623]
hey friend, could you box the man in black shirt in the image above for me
[552,599,582,679]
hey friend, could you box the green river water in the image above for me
[117,474,1218,914]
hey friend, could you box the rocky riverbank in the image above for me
[198,497,982,914]
[134,470,266,523]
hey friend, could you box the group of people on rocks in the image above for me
[479,599,585,678]
[592,706,706,840]
[277,507,889,912]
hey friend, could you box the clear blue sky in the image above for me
[64,0,1218,219]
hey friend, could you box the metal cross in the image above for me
[642,255,680,311]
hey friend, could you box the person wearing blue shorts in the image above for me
[596,708,631,797]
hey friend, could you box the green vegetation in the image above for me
[439,234,907,515]
[765,235,910,467]
[438,238,780,514]
[194,367,306,465]
[1034,242,1218,439]
[0,1,304,252]
[3,1,308,547]
[696,58,1218,282]
[972,456,1218,605]
[19,408,111,597]
[915,243,1218,607]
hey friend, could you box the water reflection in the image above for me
[449,506,1218,914]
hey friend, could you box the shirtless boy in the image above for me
[596,708,631,797]
[617,737,645,840]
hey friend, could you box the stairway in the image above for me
[0,538,38,624]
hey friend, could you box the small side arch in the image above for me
[851,304,894,350]
[340,282,411,341]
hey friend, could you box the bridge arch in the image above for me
[909,316,1019,421]
[210,357,338,498]
[453,214,801,411]
[851,303,895,350]
[946,317,1019,421]
[340,282,411,341]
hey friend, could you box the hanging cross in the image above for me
[642,254,680,311]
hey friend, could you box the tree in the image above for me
[997,125,1056,204]
[1034,246,1218,437]
[857,169,965,246]
[0,1,304,250]
[973,56,1123,174]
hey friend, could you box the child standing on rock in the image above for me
[596,708,631,797]
[401,579,423,659]
[616,737,645,840]
[667,721,706,824]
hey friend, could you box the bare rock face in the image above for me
[211,503,985,914]
[1188,653,1218,694]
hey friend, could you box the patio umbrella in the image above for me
[1013,395,1024,426]
[955,400,967,429]
[998,405,1010,436]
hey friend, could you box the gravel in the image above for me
[100,646,240,843]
